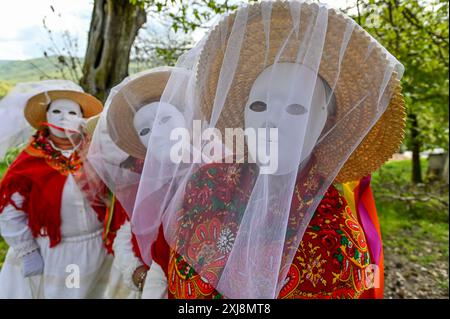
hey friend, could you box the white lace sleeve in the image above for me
[112,220,143,291]
[0,192,39,258]
[141,262,168,299]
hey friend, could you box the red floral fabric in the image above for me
[157,163,375,299]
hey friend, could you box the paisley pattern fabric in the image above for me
[165,163,375,299]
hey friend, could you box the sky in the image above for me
[0,0,352,61]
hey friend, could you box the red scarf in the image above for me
[0,130,107,248]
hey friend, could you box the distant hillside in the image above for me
[0,56,153,98]
[0,56,82,83]
[0,56,83,98]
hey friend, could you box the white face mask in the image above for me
[46,99,83,138]
[244,63,329,175]
[133,101,185,162]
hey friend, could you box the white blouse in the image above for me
[0,147,103,257]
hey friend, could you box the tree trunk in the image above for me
[409,112,423,183]
[80,0,146,101]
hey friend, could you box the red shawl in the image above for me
[0,131,107,248]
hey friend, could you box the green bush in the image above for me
[372,159,449,268]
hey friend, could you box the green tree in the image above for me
[80,0,147,102]
[81,0,253,101]
[348,0,449,183]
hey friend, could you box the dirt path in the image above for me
[384,237,449,299]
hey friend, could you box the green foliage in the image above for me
[372,159,449,267]
[0,148,22,267]
[2,147,21,167]
[127,1,258,68]
[129,0,256,33]
[0,80,12,98]
[0,147,21,180]
[0,161,7,180]
[0,239,7,268]
[347,0,449,151]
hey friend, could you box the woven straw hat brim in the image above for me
[196,1,406,183]
[86,114,100,137]
[107,70,171,160]
[25,90,103,130]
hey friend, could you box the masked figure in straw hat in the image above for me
[0,80,87,159]
[86,67,186,298]
[0,84,113,298]
[131,0,406,299]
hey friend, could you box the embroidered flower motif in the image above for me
[171,161,374,300]
[188,218,226,266]
[224,165,241,187]
[319,228,341,252]
[215,185,233,204]
[216,227,235,254]
[190,184,213,207]
[304,253,327,287]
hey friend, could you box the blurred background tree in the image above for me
[344,0,449,183]
[80,0,147,101]
[80,0,253,101]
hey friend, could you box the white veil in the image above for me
[130,0,404,298]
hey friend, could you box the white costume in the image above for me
[104,221,168,299]
[103,221,142,299]
[0,88,108,299]
[0,147,112,299]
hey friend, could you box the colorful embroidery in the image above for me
[279,186,372,299]
[168,249,221,299]
[25,130,82,175]
[167,163,374,299]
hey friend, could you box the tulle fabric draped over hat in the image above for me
[86,66,186,216]
[129,0,405,298]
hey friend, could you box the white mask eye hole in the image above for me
[160,115,171,124]
[249,101,267,112]
[68,111,78,116]
[52,109,61,114]
[285,104,307,115]
[139,128,151,136]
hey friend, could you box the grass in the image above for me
[372,159,449,271]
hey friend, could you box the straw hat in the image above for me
[25,90,103,130]
[196,1,406,183]
[106,69,171,160]
[86,114,101,137]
